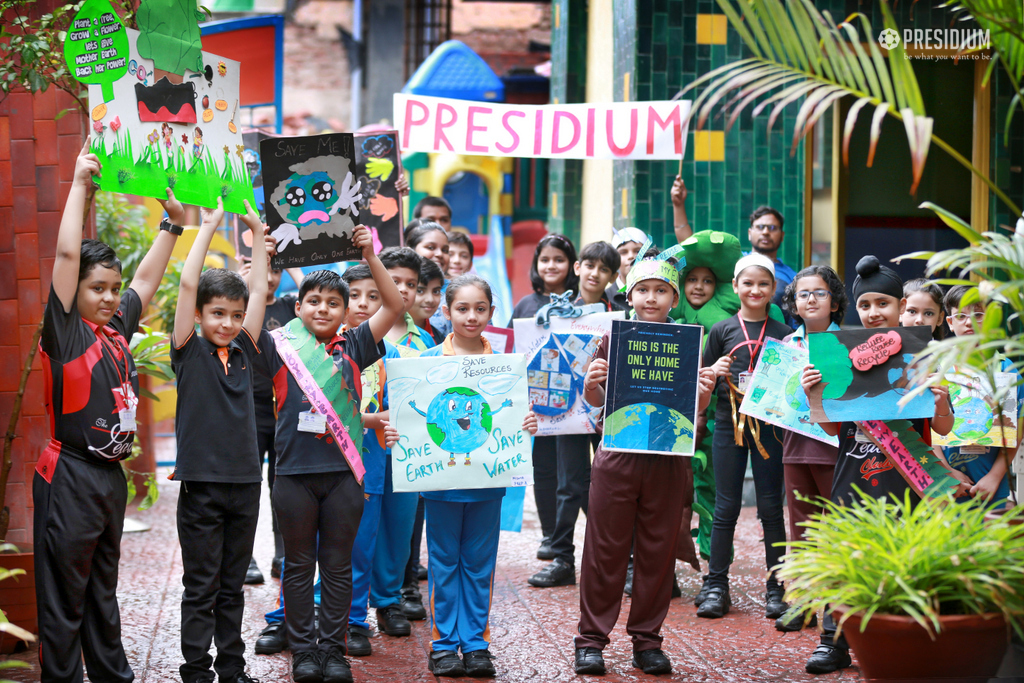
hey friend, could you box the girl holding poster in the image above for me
[420,274,538,678]
[699,254,792,621]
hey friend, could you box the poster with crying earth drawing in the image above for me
[807,326,935,423]
[387,353,533,492]
[260,133,363,268]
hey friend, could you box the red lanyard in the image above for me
[97,328,130,390]
[729,314,769,373]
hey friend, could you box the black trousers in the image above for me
[177,481,261,682]
[550,434,593,564]
[274,472,363,653]
[532,435,558,539]
[256,426,282,549]
[33,455,132,683]
[403,494,426,588]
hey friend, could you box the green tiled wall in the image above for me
[547,0,588,246]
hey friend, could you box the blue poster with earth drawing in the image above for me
[738,338,839,446]
[386,353,533,492]
[602,319,703,456]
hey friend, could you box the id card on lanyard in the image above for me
[729,314,768,394]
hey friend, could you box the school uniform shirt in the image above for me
[360,340,403,496]
[511,292,551,322]
[429,279,452,338]
[254,294,298,431]
[831,418,930,507]
[37,284,143,476]
[419,335,506,503]
[781,323,841,466]
[574,292,623,312]
[605,284,629,313]
[257,320,384,476]
[703,314,792,423]
[394,313,437,352]
[170,328,262,483]
[942,358,1023,503]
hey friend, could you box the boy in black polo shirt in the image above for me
[36,142,184,683]
[257,226,405,683]
[171,198,269,683]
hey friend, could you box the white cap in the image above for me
[611,227,648,249]
[733,253,776,279]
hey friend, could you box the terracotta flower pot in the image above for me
[834,607,1007,681]
[0,544,35,655]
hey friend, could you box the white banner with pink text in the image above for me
[394,94,691,160]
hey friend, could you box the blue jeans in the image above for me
[707,418,786,591]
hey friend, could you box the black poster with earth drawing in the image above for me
[603,319,703,456]
[260,132,362,268]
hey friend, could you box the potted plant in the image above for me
[779,491,1024,680]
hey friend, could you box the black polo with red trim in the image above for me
[37,284,143,480]
[170,328,263,483]
[256,320,383,476]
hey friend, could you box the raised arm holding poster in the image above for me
[602,319,703,456]
[387,353,533,493]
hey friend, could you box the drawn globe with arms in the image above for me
[425,387,494,454]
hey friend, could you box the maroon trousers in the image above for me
[576,448,686,652]
[783,463,834,543]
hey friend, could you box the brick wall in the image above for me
[0,87,88,544]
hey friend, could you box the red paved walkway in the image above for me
[2,470,862,682]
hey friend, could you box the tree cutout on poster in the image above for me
[63,0,129,103]
[261,133,364,268]
[136,0,205,78]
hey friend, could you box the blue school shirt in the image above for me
[419,335,506,503]
[429,279,453,339]
[361,340,403,496]
[942,358,1022,504]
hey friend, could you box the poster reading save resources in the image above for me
[602,319,703,456]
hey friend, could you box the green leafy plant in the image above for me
[121,439,158,511]
[779,491,1024,639]
[0,542,36,672]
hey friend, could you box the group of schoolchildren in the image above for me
[35,140,1015,683]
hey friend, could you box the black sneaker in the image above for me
[222,673,261,683]
[695,586,730,618]
[765,585,788,619]
[805,644,852,674]
[775,608,816,632]
[321,646,353,683]
[671,576,682,598]
[633,648,672,675]
[245,557,265,585]
[254,622,287,655]
[623,563,634,596]
[573,647,606,675]
[527,558,575,587]
[693,574,710,606]
[400,586,427,620]
[346,626,371,657]
[271,556,283,579]
[428,650,467,677]
[415,564,428,581]
[463,649,496,677]
[375,605,412,636]
[291,650,323,683]
[536,537,555,560]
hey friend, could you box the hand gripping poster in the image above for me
[807,326,934,423]
[260,133,363,268]
[513,311,625,436]
[602,319,703,456]
[738,338,839,446]
[387,354,533,492]
[68,0,255,212]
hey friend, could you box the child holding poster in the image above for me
[420,275,538,678]
[698,254,792,621]
[799,255,954,675]
[512,234,580,561]
[574,256,716,677]
[773,265,847,632]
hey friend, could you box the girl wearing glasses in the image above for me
[774,266,847,632]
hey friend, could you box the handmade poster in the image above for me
[395,94,691,161]
[602,319,703,456]
[233,129,272,260]
[739,339,838,447]
[260,133,362,268]
[807,326,934,423]
[353,130,404,251]
[387,353,533,492]
[933,371,1018,448]
[513,311,625,436]
[482,325,514,354]
[72,0,255,213]
[857,420,962,499]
